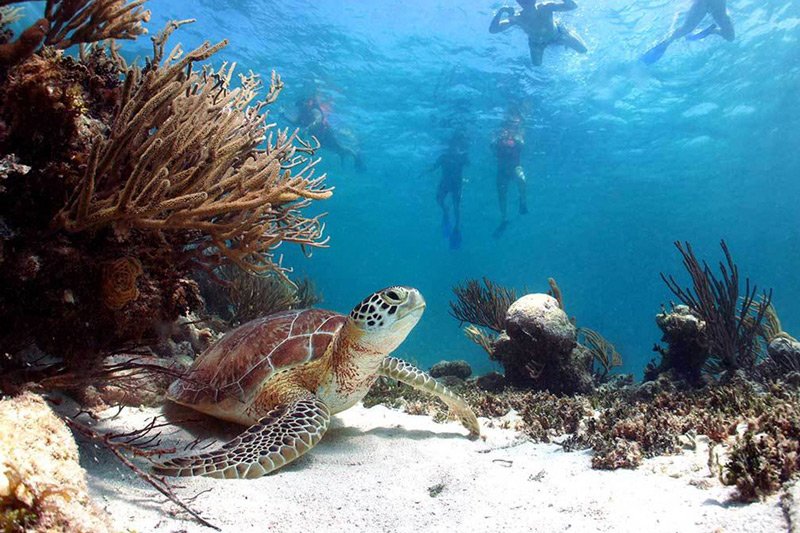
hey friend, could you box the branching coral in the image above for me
[579,327,623,381]
[450,277,517,333]
[661,240,771,376]
[0,19,331,368]
[204,265,322,325]
[57,21,332,276]
[0,0,150,66]
[463,324,496,357]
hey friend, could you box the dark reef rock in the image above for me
[475,372,505,392]
[437,375,466,389]
[429,359,472,380]
[768,337,800,369]
[492,293,591,394]
[645,305,709,386]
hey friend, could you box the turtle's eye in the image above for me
[382,288,406,305]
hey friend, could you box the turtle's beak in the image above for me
[400,289,426,319]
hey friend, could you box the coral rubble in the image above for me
[367,371,800,500]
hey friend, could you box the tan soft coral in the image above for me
[0,393,112,532]
[0,0,150,66]
[57,20,333,277]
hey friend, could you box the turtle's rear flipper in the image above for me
[378,357,480,438]
[153,395,330,479]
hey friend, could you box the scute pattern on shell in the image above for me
[171,309,346,405]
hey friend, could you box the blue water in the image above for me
[26,0,800,375]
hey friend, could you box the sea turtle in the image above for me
[154,286,480,479]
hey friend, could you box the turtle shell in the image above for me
[169,308,346,406]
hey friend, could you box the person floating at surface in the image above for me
[489,0,587,67]
[282,94,365,171]
[491,115,528,238]
[642,0,735,65]
[428,132,470,249]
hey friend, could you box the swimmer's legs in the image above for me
[643,1,708,64]
[709,2,735,41]
[668,1,710,42]
[436,180,451,235]
[450,184,463,249]
[560,26,588,54]
[496,173,510,224]
[528,42,545,67]
[515,166,528,215]
[495,172,510,236]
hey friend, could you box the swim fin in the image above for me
[641,41,669,65]
[492,221,508,239]
[686,24,717,41]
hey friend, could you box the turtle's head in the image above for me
[348,286,425,353]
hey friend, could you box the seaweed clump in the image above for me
[0,17,332,388]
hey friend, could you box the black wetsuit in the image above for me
[436,150,469,205]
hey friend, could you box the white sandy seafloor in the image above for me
[77,403,791,533]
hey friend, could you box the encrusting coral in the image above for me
[0,392,112,532]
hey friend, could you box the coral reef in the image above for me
[723,386,800,502]
[474,371,505,392]
[579,327,623,382]
[660,240,771,377]
[0,392,112,532]
[451,278,621,394]
[495,293,591,392]
[450,277,517,333]
[0,19,331,385]
[0,0,150,66]
[646,304,710,385]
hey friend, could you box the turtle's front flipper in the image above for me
[154,394,330,479]
[378,357,480,437]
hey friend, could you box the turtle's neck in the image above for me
[329,319,386,381]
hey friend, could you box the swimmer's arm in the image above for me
[489,7,517,34]
[307,108,324,129]
[538,0,578,13]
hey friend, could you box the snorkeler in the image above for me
[642,0,735,65]
[491,115,528,237]
[281,94,365,171]
[428,132,470,249]
[489,0,587,67]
